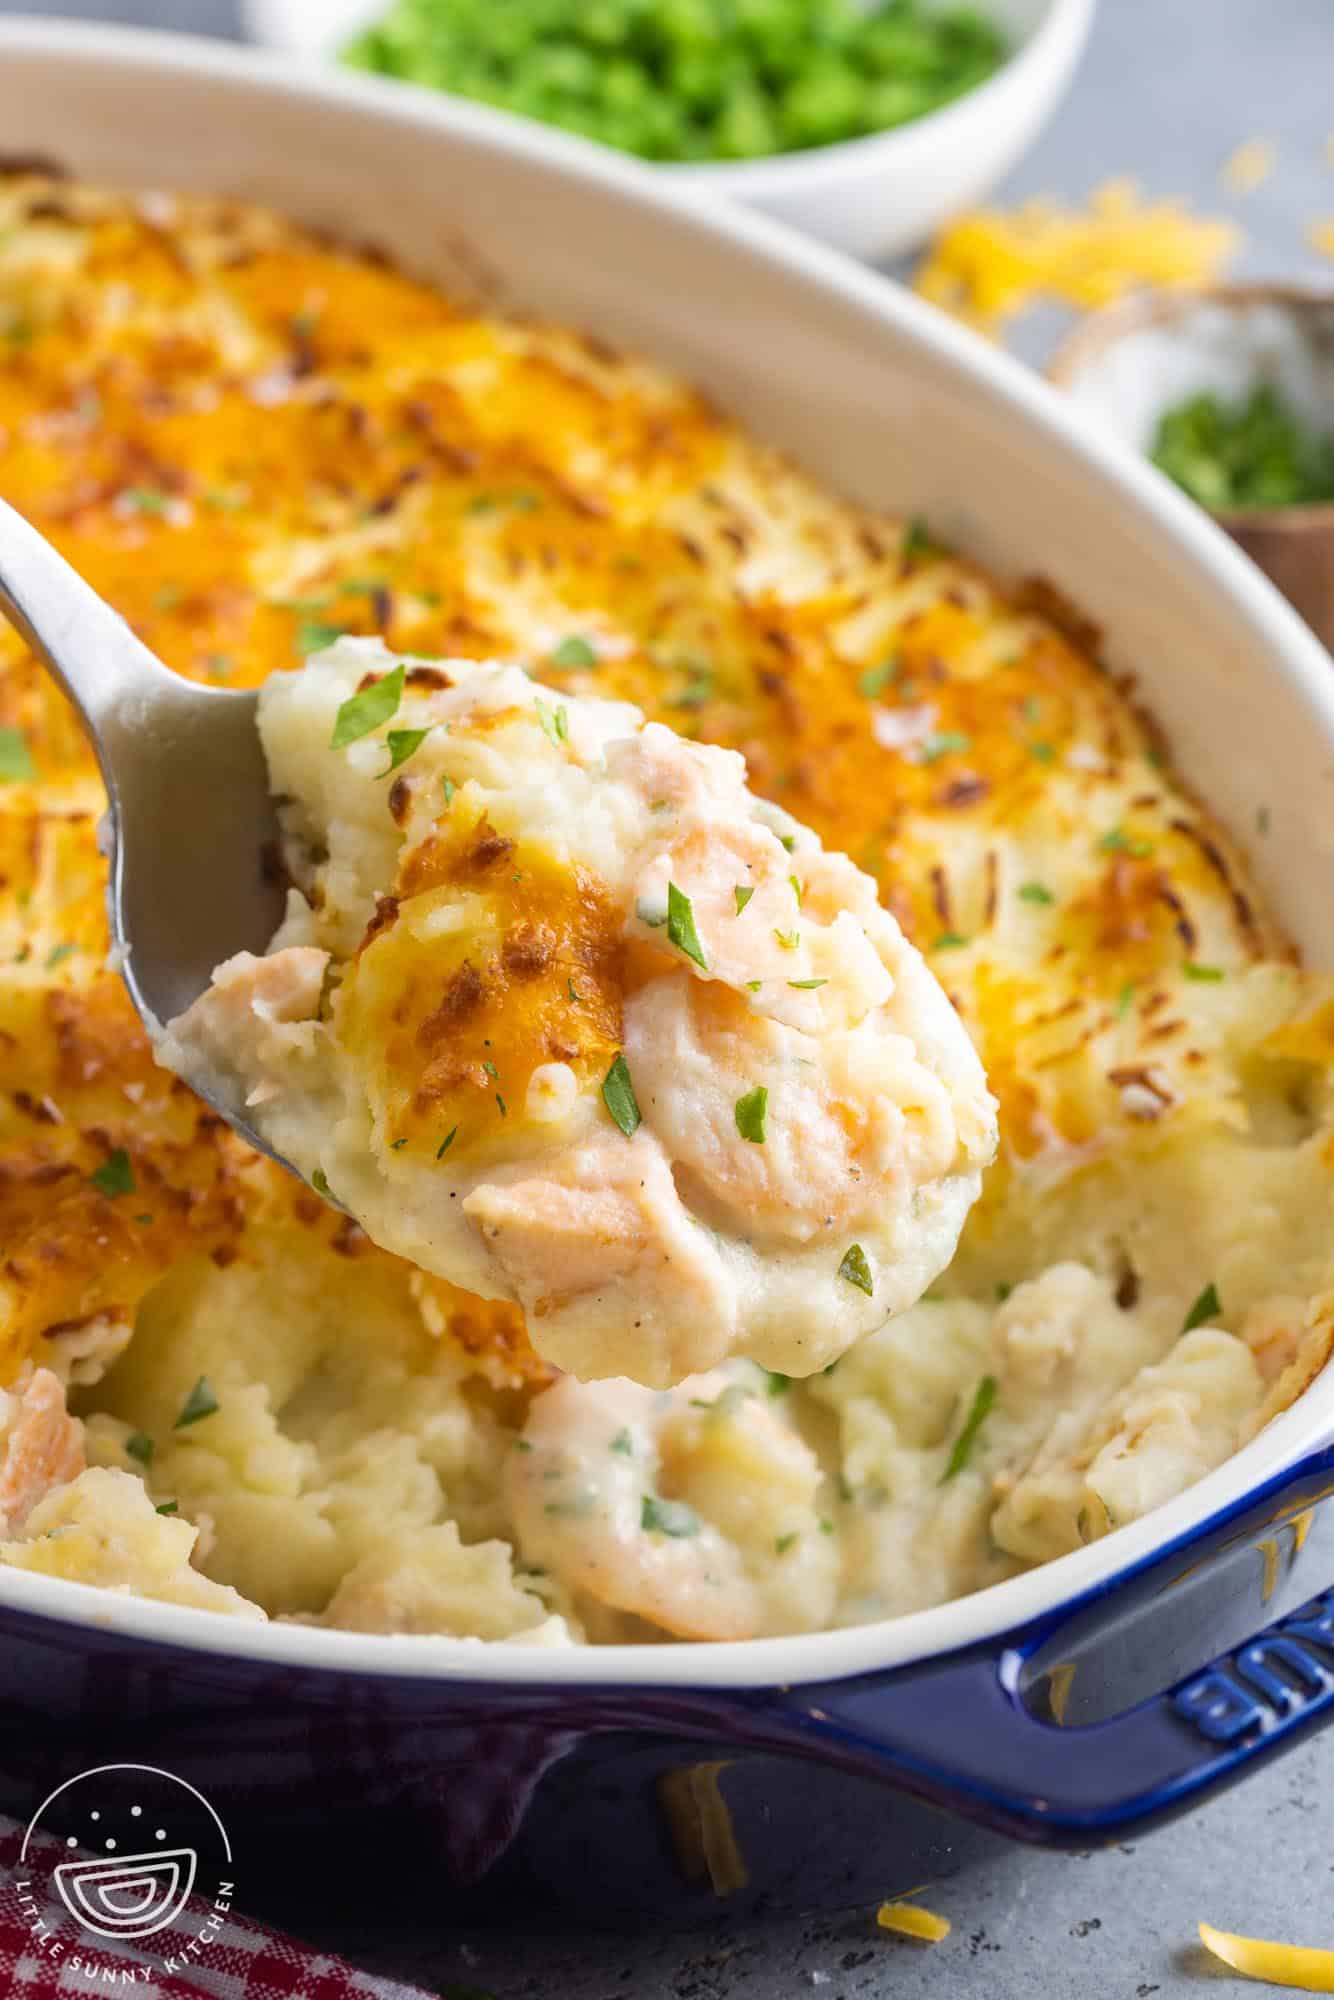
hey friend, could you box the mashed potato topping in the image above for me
[160,644,996,1387]
[0,171,1331,1644]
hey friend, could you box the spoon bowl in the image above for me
[0,497,291,1160]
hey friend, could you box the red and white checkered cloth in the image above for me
[0,1816,437,2000]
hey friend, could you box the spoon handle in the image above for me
[0,495,179,765]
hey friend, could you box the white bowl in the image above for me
[239,0,1096,261]
[0,19,1330,1699]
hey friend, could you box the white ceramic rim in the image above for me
[0,16,1331,1694]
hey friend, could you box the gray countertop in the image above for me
[3,0,1333,1992]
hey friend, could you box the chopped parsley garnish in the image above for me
[1099,826,1155,859]
[788,978,827,990]
[920,730,972,764]
[775,1532,799,1555]
[666,882,707,969]
[1117,982,1136,1019]
[745,979,763,992]
[436,1126,459,1159]
[205,655,233,680]
[773,928,799,950]
[789,874,804,906]
[380,727,430,776]
[551,634,597,668]
[764,1369,791,1397]
[779,834,797,854]
[535,699,569,746]
[734,1085,768,1144]
[857,658,898,699]
[932,931,969,950]
[567,977,580,1003]
[1257,804,1271,836]
[602,1052,642,1136]
[156,1501,179,1517]
[610,1428,634,1456]
[1151,382,1334,512]
[331,664,405,748]
[940,1375,997,1483]
[45,942,76,969]
[483,1060,499,1079]
[90,1149,134,1199]
[391,1137,407,1150]
[121,486,171,516]
[1183,962,1225,982]
[1182,1282,1221,1333]
[838,1243,874,1296]
[903,516,943,560]
[734,884,755,914]
[1030,740,1056,764]
[0,727,35,783]
[310,1168,341,1204]
[297,620,346,656]
[440,774,456,806]
[495,1093,508,1117]
[1018,882,1054,905]
[124,1431,155,1466]
[641,1495,700,1538]
[995,1281,1012,1302]
[174,1375,219,1429]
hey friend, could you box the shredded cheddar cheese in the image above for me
[1220,140,1277,194]
[914,177,1240,336]
[1200,1920,1334,1990]
[877,1900,951,1943]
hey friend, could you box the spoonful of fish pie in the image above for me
[157,637,998,1387]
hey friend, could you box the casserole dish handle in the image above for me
[772,1442,1334,1843]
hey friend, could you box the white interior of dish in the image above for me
[1059,297,1334,458]
[0,21,1331,1691]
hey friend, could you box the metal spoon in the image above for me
[0,496,291,1164]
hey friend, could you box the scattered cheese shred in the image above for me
[1200,1921,1334,1990]
[914,177,1240,337]
[1311,221,1334,259]
[1221,139,1277,193]
[877,1901,951,1943]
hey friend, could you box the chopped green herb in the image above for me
[483,1060,499,1079]
[744,979,763,992]
[734,884,755,914]
[440,774,456,806]
[641,1495,700,1538]
[90,1149,134,1199]
[1256,804,1271,837]
[789,874,804,906]
[205,654,233,680]
[857,658,898,699]
[903,516,944,561]
[764,1369,791,1397]
[773,928,799,950]
[44,942,76,969]
[932,931,969,951]
[1099,826,1155,859]
[1150,382,1334,513]
[391,1137,407,1150]
[124,1431,155,1467]
[1117,982,1136,1019]
[436,1126,458,1159]
[920,730,972,764]
[818,1517,835,1536]
[310,1168,341,1205]
[838,1243,874,1296]
[610,1428,634,1456]
[1182,1281,1221,1333]
[602,1052,641,1136]
[156,1501,179,1517]
[567,977,580,1003]
[535,698,569,746]
[174,1375,219,1430]
[940,1375,997,1482]
[297,619,346,656]
[331,664,405,748]
[1018,882,1054,905]
[0,728,35,783]
[775,1532,799,1555]
[513,1437,533,1453]
[495,1092,508,1117]
[788,978,827,990]
[995,1281,1012,1302]
[134,1214,154,1226]
[1183,962,1225,982]
[667,882,708,969]
[779,834,797,854]
[551,635,597,669]
[381,726,430,775]
[121,487,171,516]
[1023,695,1041,723]
[734,1085,768,1144]
[1030,740,1056,764]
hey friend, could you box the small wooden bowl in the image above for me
[1048,285,1334,652]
